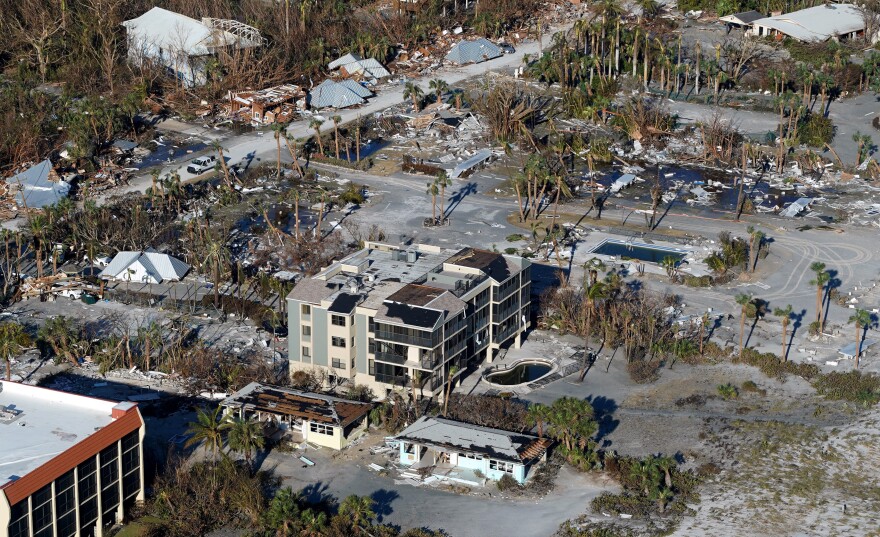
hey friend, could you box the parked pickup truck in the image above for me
[186,155,217,174]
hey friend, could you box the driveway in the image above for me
[264,447,613,537]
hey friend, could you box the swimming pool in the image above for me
[485,360,553,386]
[589,239,686,264]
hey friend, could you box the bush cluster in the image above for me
[814,371,880,405]
[733,348,820,380]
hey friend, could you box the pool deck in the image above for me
[583,233,711,278]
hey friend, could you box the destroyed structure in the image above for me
[122,7,264,87]
[220,382,372,450]
[395,416,552,484]
[226,84,307,124]
[445,38,503,65]
[328,53,391,85]
[0,381,145,537]
[287,242,531,398]
[5,160,70,213]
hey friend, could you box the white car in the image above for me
[187,155,217,174]
[57,288,83,299]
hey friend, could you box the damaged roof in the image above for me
[396,416,552,464]
[752,3,864,42]
[122,7,261,56]
[445,38,502,65]
[377,301,442,329]
[309,79,371,109]
[9,160,70,209]
[221,383,371,428]
[447,248,513,282]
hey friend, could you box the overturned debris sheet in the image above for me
[451,149,494,179]
[780,197,814,218]
[8,159,71,209]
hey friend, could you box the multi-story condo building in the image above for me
[287,242,531,398]
[0,381,145,537]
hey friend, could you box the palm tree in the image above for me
[265,487,301,534]
[436,171,452,220]
[853,131,873,167]
[339,495,375,534]
[849,309,872,369]
[0,322,31,380]
[203,237,230,308]
[223,416,265,468]
[309,119,325,155]
[637,0,660,21]
[428,78,449,104]
[283,133,305,177]
[735,293,753,357]
[660,255,678,281]
[331,115,342,159]
[655,455,675,489]
[773,305,793,361]
[809,262,830,331]
[629,458,660,496]
[185,406,226,460]
[443,364,459,416]
[271,122,288,179]
[299,509,327,536]
[747,225,765,273]
[27,212,49,279]
[403,82,424,112]
[579,281,608,381]
[426,180,439,224]
[527,403,551,438]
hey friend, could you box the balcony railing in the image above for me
[374,328,438,348]
[374,349,407,365]
[375,373,408,386]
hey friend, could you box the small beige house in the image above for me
[219,382,372,450]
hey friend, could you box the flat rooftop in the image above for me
[0,381,120,488]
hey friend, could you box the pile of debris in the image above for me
[223,84,307,124]
[1,160,72,219]
[328,53,391,86]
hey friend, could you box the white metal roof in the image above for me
[451,149,493,179]
[395,416,543,463]
[309,80,368,109]
[751,4,864,42]
[0,381,118,488]
[122,7,258,56]
[100,250,190,282]
[445,38,502,64]
[328,53,363,70]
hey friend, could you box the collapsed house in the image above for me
[226,84,307,124]
[749,4,866,42]
[122,7,264,87]
[220,382,372,450]
[309,79,373,109]
[328,53,391,85]
[6,159,70,211]
[445,38,503,65]
[100,249,190,284]
[718,10,764,31]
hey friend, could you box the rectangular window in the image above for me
[302,325,311,336]
[332,358,345,369]
[55,469,77,519]
[301,304,311,315]
[309,422,334,435]
[489,460,515,473]
[368,359,375,375]
[32,483,53,536]
[8,499,29,537]
[331,315,346,326]
[331,336,346,348]
[57,510,77,537]
[368,338,376,354]
[302,346,311,357]
[79,495,98,534]
[368,318,375,333]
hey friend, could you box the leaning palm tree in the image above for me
[283,133,305,177]
[309,119,325,155]
[773,305,793,361]
[403,82,424,112]
[442,364,459,416]
[223,416,265,469]
[0,322,31,380]
[809,262,830,331]
[849,309,872,369]
[428,78,449,104]
[210,141,234,189]
[579,281,608,381]
[185,406,226,460]
[735,293,754,357]
[852,131,873,167]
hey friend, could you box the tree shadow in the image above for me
[788,309,807,361]
[587,395,619,444]
[651,191,680,231]
[823,270,842,329]
[369,488,399,523]
[301,481,337,508]
[445,182,478,217]
[706,314,723,341]
[745,299,769,349]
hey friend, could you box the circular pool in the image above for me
[484,360,554,386]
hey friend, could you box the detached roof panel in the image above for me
[446,38,502,65]
[309,79,367,109]
[329,52,363,70]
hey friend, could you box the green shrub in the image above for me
[683,275,713,287]
[506,233,525,242]
[798,114,835,147]
[814,371,880,405]
[717,383,739,399]
[734,348,820,381]
[504,247,518,255]
[339,183,366,205]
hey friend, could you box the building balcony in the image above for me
[375,372,409,386]
[374,328,439,349]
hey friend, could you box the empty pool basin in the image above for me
[484,360,554,386]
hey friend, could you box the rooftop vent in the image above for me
[0,404,23,425]
[406,250,418,263]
